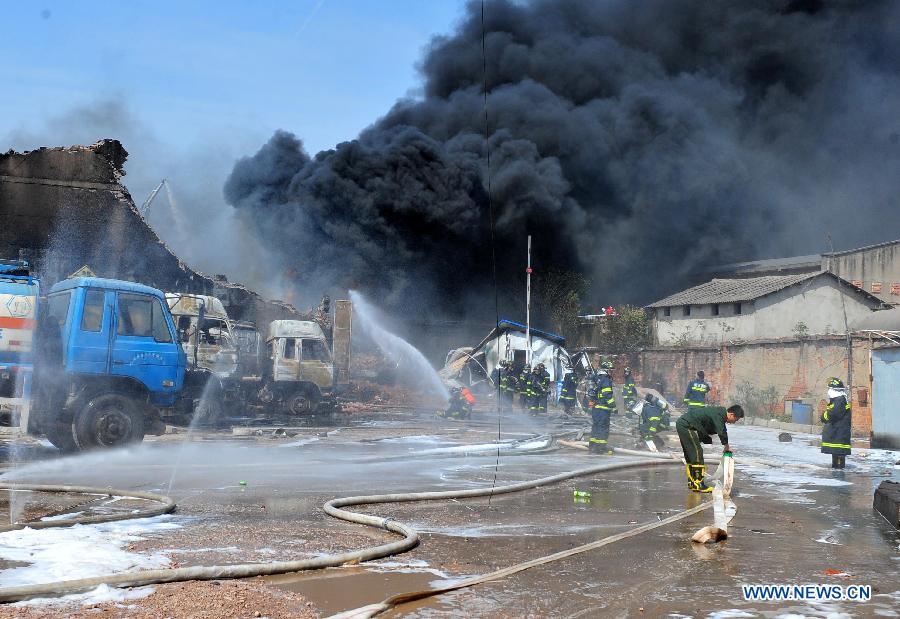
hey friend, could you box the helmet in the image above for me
[450,386,461,394]
[697,370,705,380]
[624,367,631,374]
[535,363,545,371]
[827,377,844,389]
[522,364,531,372]
[601,360,614,370]
[644,393,654,403]
[499,359,509,368]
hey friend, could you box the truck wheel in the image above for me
[286,388,320,416]
[74,393,146,449]
[44,422,78,453]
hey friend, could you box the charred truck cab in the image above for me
[164,293,240,423]
[263,320,334,415]
[33,277,186,450]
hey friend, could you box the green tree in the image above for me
[595,304,652,353]
[533,267,590,339]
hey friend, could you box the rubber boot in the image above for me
[831,454,843,469]
[690,464,712,493]
[836,455,846,469]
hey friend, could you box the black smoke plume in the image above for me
[225,0,900,317]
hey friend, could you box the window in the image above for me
[284,338,296,359]
[301,338,330,362]
[683,305,691,317]
[851,280,863,288]
[663,307,671,317]
[81,289,105,332]
[711,304,719,316]
[734,303,742,315]
[152,298,173,343]
[117,293,172,342]
[117,293,153,337]
[891,283,900,296]
[47,292,72,327]
[872,281,883,294]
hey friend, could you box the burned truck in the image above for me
[165,293,241,422]
[259,320,335,415]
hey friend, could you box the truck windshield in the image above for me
[302,338,330,362]
[47,292,71,327]
[117,293,173,342]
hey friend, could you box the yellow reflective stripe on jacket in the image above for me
[687,401,705,406]
[821,441,851,449]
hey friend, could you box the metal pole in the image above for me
[826,235,852,392]
[525,235,532,366]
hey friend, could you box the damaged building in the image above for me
[0,140,300,329]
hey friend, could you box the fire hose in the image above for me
[0,453,710,604]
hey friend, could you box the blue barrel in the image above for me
[791,401,813,425]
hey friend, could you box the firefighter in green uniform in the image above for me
[517,364,532,412]
[676,404,744,492]
[683,370,710,408]
[559,370,578,415]
[821,377,851,469]
[622,367,638,411]
[529,363,551,414]
[587,361,616,454]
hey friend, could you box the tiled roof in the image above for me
[648,272,851,307]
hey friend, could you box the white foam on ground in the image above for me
[278,436,320,448]
[12,584,155,608]
[39,511,85,522]
[0,515,180,588]
[707,611,755,618]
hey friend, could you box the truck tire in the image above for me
[74,393,146,449]
[286,387,321,416]
[44,422,78,453]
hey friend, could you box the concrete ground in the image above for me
[0,408,898,618]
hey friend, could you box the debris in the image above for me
[778,432,792,442]
[873,480,900,530]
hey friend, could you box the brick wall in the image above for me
[631,335,872,435]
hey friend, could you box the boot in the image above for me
[689,464,712,493]
[831,454,843,469]
[589,440,612,455]
[836,455,846,469]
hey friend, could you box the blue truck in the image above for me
[1,262,187,450]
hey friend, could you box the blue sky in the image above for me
[2,1,466,154]
[1,1,468,285]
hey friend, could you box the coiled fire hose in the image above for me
[0,452,710,604]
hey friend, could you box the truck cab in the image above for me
[35,277,185,450]
[265,320,334,415]
[0,260,38,430]
[164,293,240,423]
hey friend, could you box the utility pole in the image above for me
[826,234,852,391]
[525,235,532,366]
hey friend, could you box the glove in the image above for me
[723,450,733,457]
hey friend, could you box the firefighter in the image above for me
[441,386,473,420]
[683,370,711,408]
[491,360,516,411]
[676,404,744,492]
[587,362,616,454]
[529,362,551,414]
[639,393,669,445]
[622,367,637,410]
[821,377,852,469]
[517,363,532,411]
[559,370,578,415]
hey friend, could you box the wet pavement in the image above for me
[0,410,898,617]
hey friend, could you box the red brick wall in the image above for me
[633,336,872,435]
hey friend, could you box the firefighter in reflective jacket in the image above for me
[442,387,474,419]
[622,367,637,410]
[640,393,669,442]
[587,361,616,454]
[559,371,578,414]
[684,370,710,407]
[821,377,852,469]
[529,363,551,414]
[491,360,516,411]
[517,364,532,411]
